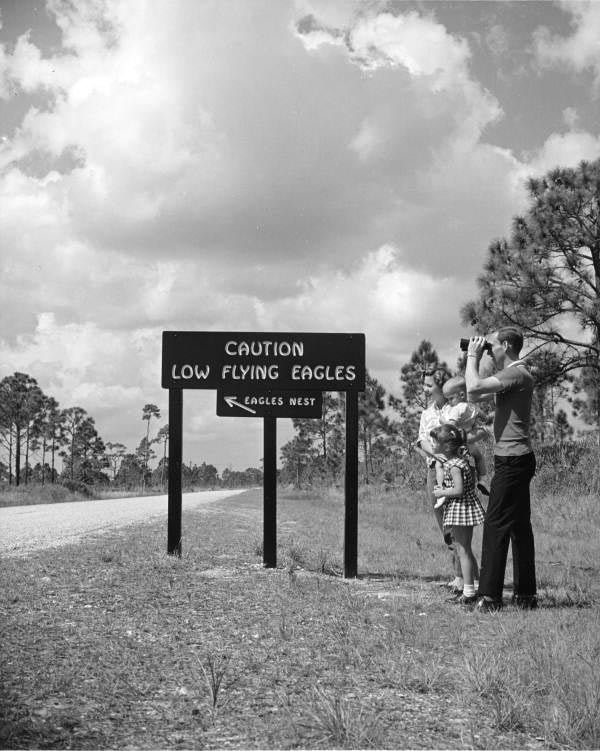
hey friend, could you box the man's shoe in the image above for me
[512,595,538,610]
[475,596,502,613]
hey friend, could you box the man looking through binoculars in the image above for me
[465,327,537,612]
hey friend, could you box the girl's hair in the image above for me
[422,366,451,387]
[429,424,467,454]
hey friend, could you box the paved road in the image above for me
[0,489,249,557]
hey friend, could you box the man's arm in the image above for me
[465,336,503,400]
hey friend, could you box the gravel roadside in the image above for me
[0,489,249,557]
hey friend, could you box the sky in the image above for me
[1,0,600,471]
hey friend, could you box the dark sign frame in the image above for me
[162,331,364,578]
[162,331,365,391]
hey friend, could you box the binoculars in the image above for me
[460,338,493,354]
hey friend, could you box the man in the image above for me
[465,327,537,612]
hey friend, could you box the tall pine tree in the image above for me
[462,158,600,433]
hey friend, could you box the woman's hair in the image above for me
[422,366,451,387]
[429,424,467,453]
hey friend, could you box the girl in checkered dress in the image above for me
[429,424,485,605]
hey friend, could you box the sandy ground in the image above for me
[0,489,249,557]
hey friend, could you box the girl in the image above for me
[429,424,485,605]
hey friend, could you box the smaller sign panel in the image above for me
[217,389,323,418]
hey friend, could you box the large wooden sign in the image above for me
[162,331,365,391]
[162,330,363,578]
[216,389,323,418]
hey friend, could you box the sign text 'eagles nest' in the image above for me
[162,332,365,391]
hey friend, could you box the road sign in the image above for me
[164,329,365,579]
[216,389,323,418]
[162,331,365,391]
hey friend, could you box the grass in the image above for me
[1,479,599,749]
[0,484,222,507]
[0,483,91,507]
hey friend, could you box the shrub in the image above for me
[59,479,92,497]
[533,439,600,495]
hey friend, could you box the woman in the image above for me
[415,367,463,591]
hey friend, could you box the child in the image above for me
[441,375,489,496]
[429,424,485,605]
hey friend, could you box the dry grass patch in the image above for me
[1,486,599,749]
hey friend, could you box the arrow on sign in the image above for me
[224,396,257,415]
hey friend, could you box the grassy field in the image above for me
[1,480,599,749]
[0,484,172,507]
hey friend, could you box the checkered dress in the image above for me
[441,457,485,528]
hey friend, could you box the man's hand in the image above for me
[468,336,487,360]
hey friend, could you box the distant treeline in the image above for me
[0,372,262,491]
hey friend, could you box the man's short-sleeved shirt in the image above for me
[493,363,534,456]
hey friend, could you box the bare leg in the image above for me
[428,467,461,577]
[450,526,475,586]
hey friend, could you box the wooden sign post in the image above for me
[161,331,365,577]
[263,416,277,568]
[344,391,359,578]
[167,388,183,556]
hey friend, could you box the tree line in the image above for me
[281,158,600,487]
[1,159,598,491]
[0,375,262,490]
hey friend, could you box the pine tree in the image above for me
[155,424,169,489]
[462,158,600,431]
[359,372,387,484]
[280,428,318,488]
[105,442,127,483]
[141,404,161,492]
[0,373,44,486]
[390,340,448,454]
[290,393,344,484]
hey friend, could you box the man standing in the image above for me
[465,327,537,612]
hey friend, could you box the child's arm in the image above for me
[468,426,490,444]
[435,460,444,487]
[433,465,464,498]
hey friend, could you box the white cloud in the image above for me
[485,24,510,59]
[296,7,475,94]
[519,130,600,179]
[562,106,579,128]
[0,247,469,467]
[534,1,600,87]
[349,12,471,89]
[2,0,597,469]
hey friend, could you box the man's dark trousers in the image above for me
[479,453,537,601]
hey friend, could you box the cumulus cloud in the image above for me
[2,0,599,467]
[533,1,600,87]
[1,0,509,279]
[0,245,467,467]
[518,130,600,182]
